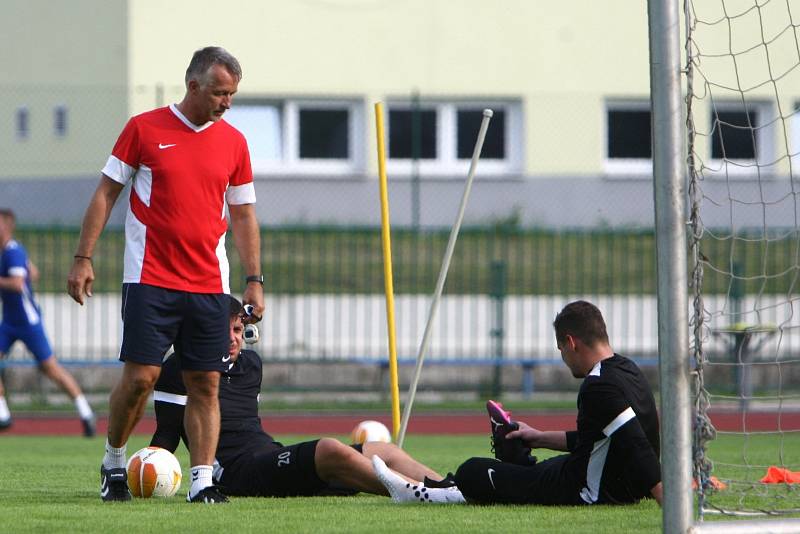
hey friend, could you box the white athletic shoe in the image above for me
[371,455,465,504]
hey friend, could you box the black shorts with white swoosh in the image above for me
[120,283,228,371]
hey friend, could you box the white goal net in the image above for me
[686,0,800,518]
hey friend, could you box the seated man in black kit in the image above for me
[373,300,663,507]
[151,295,464,503]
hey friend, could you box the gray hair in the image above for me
[185,46,242,86]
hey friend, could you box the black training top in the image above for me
[151,349,281,466]
[563,354,661,504]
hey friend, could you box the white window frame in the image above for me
[706,100,774,178]
[228,98,364,177]
[385,100,523,177]
[791,103,800,173]
[603,100,652,177]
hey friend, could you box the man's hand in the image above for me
[650,481,663,506]
[67,258,95,305]
[506,421,570,451]
[505,421,543,447]
[242,282,264,323]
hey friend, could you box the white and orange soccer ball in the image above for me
[350,420,392,444]
[126,446,182,498]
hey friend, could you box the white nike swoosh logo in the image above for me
[222,355,231,362]
[488,468,497,490]
[158,143,176,149]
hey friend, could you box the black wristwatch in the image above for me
[246,275,264,285]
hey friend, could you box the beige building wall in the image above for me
[2,0,129,179]
[4,0,795,180]
[126,0,652,176]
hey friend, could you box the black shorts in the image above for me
[454,455,584,505]
[119,283,228,371]
[220,441,362,497]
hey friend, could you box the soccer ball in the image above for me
[350,420,392,444]
[126,446,182,498]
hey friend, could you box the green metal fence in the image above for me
[18,224,663,295]
[17,224,798,297]
[6,225,800,396]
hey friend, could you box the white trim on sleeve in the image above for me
[603,407,636,437]
[226,182,256,205]
[101,155,136,184]
[8,266,27,277]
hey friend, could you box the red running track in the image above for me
[2,411,798,437]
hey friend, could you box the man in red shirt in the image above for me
[67,46,263,504]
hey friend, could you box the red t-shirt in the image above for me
[102,105,255,293]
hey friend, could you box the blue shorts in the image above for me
[0,321,54,362]
[119,283,229,372]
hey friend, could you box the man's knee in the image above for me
[361,441,398,461]
[37,357,59,378]
[120,363,160,397]
[315,438,357,478]
[454,457,494,499]
[316,438,353,464]
[182,370,220,398]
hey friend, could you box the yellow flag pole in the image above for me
[374,102,401,442]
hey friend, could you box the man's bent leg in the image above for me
[454,455,578,505]
[0,357,11,429]
[315,438,388,495]
[39,357,96,436]
[361,441,442,482]
[39,357,82,398]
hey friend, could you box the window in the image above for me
[709,101,773,176]
[53,105,68,137]
[299,109,348,159]
[457,109,505,159]
[223,104,282,165]
[388,109,437,159]
[16,107,29,140]
[386,101,521,176]
[711,109,757,160]
[223,99,363,175]
[604,102,652,176]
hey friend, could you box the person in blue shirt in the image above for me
[0,209,95,435]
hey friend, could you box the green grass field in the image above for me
[0,434,658,534]
[1,433,798,534]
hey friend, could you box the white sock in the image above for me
[103,439,127,470]
[0,396,10,420]
[74,394,94,420]
[189,465,214,498]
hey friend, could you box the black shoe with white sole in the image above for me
[188,485,229,504]
[100,465,131,502]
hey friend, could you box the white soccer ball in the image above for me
[351,420,392,444]
[126,446,182,498]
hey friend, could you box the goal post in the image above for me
[651,0,800,531]
[648,0,693,532]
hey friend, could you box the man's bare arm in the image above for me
[0,275,24,293]
[67,175,124,305]
[228,203,264,319]
[506,421,570,451]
